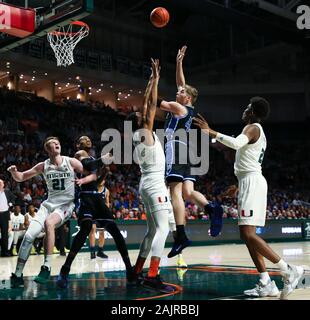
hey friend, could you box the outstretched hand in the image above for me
[75,178,84,186]
[177,45,187,63]
[193,113,210,131]
[151,58,160,80]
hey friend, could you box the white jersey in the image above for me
[133,132,166,178]
[234,123,267,176]
[42,156,75,210]
[10,212,25,230]
[24,212,35,223]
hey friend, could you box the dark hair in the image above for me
[250,96,270,120]
[126,112,139,132]
[76,135,91,150]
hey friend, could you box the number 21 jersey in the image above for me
[42,156,75,209]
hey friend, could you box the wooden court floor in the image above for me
[0,242,309,300]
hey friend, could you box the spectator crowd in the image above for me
[0,87,309,256]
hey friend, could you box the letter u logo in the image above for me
[241,210,253,217]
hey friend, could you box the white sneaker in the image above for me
[280,264,304,300]
[244,280,280,297]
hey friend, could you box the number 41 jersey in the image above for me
[42,156,75,209]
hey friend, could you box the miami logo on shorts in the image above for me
[240,210,253,217]
[158,196,168,203]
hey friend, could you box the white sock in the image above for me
[43,255,52,269]
[259,272,271,285]
[276,259,288,272]
[15,261,25,277]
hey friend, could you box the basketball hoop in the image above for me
[47,21,89,67]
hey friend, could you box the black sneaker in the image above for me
[128,270,144,285]
[167,238,192,258]
[10,273,24,288]
[142,275,176,293]
[90,251,96,259]
[97,251,108,259]
[34,265,51,284]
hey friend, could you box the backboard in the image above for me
[0,0,93,52]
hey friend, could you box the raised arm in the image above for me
[7,163,44,182]
[143,58,160,132]
[142,72,154,124]
[176,45,187,88]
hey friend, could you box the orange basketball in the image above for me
[150,7,170,28]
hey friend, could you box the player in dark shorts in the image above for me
[56,136,133,288]
[158,46,224,257]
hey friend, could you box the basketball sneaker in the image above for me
[10,273,24,288]
[126,267,140,284]
[142,275,176,294]
[12,247,18,256]
[53,246,59,254]
[127,271,144,285]
[97,251,108,259]
[176,254,187,268]
[280,264,304,300]
[90,251,96,259]
[168,238,192,258]
[34,265,51,284]
[244,280,279,297]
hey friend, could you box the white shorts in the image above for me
[237,173,267,227]
[139,178,173,214]
[33,202,75,229]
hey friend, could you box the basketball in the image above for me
[150,7,170,28]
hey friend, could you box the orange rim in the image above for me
[49,21,89,36]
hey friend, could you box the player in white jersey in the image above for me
[7,136,84,287]
[8,205,25,255]
[128,59,175,293]
[194,97,304,300]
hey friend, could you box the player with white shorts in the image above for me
[7,136,84,287]
[8,206,25,255]
[129,59,176,293]
[194,97,304,300]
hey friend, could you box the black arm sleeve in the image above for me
[81,158,103,172]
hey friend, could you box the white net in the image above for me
[47,21,89,67]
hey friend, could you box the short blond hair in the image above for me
[44,136,59,151]
[185,84,198,104]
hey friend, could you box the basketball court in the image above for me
[0,242,309,300]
